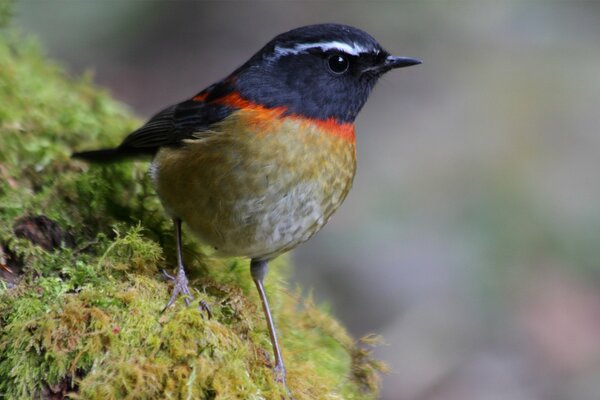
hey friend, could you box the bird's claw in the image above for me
[161,269,175,281]
[198,299,213,319]
[274,362,287,385]
[274,363,293,399]
[161,268,212,318]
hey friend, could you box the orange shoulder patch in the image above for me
[192,92,208,102]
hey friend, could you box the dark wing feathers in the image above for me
[119,105,178,150]
[73,97,234,163]
[172,99,233,133]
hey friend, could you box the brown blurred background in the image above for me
[14,1,600,399]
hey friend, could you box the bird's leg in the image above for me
[162,218,192,309]
[162,218,211,317]
[250,259,287,385]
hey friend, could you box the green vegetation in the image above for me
[0,19,383,400]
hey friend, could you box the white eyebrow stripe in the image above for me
[274,41,375,57]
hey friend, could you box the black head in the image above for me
[231,24,421,123]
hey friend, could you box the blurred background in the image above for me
[13,1,600,399]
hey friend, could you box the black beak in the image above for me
[363,55,421,76]
[384,55,422,69]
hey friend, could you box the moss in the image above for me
[0,24,383,400]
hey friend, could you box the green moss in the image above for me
[0,26,382,399]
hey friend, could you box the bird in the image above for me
[73,23,420,387]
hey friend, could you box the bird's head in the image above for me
[230,23,421,123]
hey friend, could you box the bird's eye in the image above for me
[327,54,349,74]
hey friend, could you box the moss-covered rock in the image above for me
[0,11,383,400]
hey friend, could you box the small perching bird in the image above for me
[73,23,420,387]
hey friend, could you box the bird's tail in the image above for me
[72,147,132,163]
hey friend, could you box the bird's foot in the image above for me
[161,269,212,318]
[273,362,286,384]
[274,362,293,399]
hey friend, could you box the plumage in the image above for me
[152,103,356,260]
[72,23,420,388]
[73,99,234,161]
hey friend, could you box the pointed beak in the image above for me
[363,55,421,76]
[384,55,422,69]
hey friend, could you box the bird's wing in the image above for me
[73,92,234,162]
[120,98,233,153]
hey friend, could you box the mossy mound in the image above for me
[0,16,382,400]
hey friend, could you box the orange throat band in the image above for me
[193,91,356,143]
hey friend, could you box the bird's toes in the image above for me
[161,269,193,312]
[198,299,212,319]
[161,268,175,281]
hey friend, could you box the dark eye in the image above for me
[327,54,349,74]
